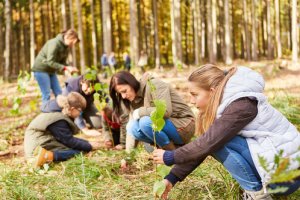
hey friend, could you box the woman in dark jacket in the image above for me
[32,29,79,104]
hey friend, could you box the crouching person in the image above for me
[24,92,101,168]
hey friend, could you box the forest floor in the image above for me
[0,60,300,199]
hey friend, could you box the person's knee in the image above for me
[138,116,152,133]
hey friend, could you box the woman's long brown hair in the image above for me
[188,64,237,134]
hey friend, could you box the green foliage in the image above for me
[153,180,166,197]
[157,164,171,178]
[151,100,167,132]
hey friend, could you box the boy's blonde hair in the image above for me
[57,92,86,115]
[188,64,237,134]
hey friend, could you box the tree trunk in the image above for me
[90,0,98,68]
[0,7,3,74]
[224,0,232,65]
[266,0,273,59]
[30,0,35,68]
[251,0,258,60]
[170,0,182,68]
[207,0,217,63]
[292,0,297,63]
[130,0,139,66]
[102,0,112,54]
[76,0,86,71]
[152,0,160,69]
[243,0,251,60]
[61,0,67,30]
[69,0,77,68]
[274,0,282,58]
[4,0,11,81]
[192,0,200,65]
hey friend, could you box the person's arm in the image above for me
[47,120,92,152]
[164,97,258,184]
[138,79,173,118]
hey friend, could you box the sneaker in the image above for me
[33,146,54,168]
[243,189,273,200]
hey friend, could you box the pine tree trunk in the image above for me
[243,0,251,60]
[4,0,11,81]
[274,0,282,58]
[170,0,182,68]
[207,0,217,63]
[130,0,139,66]
[61,0,67,30]
[224,0,232,65]
[152,0,160,69]
[69,0,77,68]
[30,0,35,68]
[251,0,258,60]
[266,0,273,59]
[102,0,112,54]
[90,0,98,68]
[76,0,86,71]
[292,0,298,63]
[192,0,200,65]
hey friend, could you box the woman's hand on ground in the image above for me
[89,141,101,150]
[161,179,173,200]
[114,144,125,150]
[153,149,165,164]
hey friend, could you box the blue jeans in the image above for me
[34,72,62,104]
[53,149,81,161]
[126,116,184,147]
[214,136,300,195]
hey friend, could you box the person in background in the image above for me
[108,52,117,73]
[123,52,131,72]
[32,29,79,104]
[24,92,101,168]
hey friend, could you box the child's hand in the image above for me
[153,149,165,164]
[89,141,101,150]
[82,128,101,137]
[114,144,125,150]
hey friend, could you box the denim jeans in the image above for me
[53,149,81,161]
[213,136,300,195]
[126,116,184,147]
[34,72,62,104]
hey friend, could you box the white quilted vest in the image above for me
[217,67,300,183]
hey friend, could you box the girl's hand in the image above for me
[66,66,79,73]
[161,179,173,200]
[114,144,125,150]
[105,140,113,148]
[153,149,165,164]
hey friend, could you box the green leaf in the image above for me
[84,73,94,80]
[93,93,100,100]
[94,83,101,92]
[267,186,289,194]
[153,180,166,197]
[258,155,269,172]
[157,164,171,178]
[152,118,165,132]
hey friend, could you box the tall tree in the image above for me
[102,0,112,54]
[0,5,3,72]
[266,0,273,59]
[68,0,77,68]
[90,0,98,67]
[170,0,182,67]
[4,0,11,81]
[152,0,160,69]
[30,0,35,68]
[292,0,297,64]
[76,0,86,71]
[243,0,251,60]
[207,0,217,63]
[224,0,232,65]
[274,0,282,58]
[130,0,139,66]
[61,0,67,30]
[251,0,258,60]
[192,0,200,65]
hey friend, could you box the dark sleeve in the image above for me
[168,97,258,183]
[47,120,92,152]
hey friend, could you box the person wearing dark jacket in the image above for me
[153,65,300,200]
[32,29,79,104]
[24,92,101,168]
